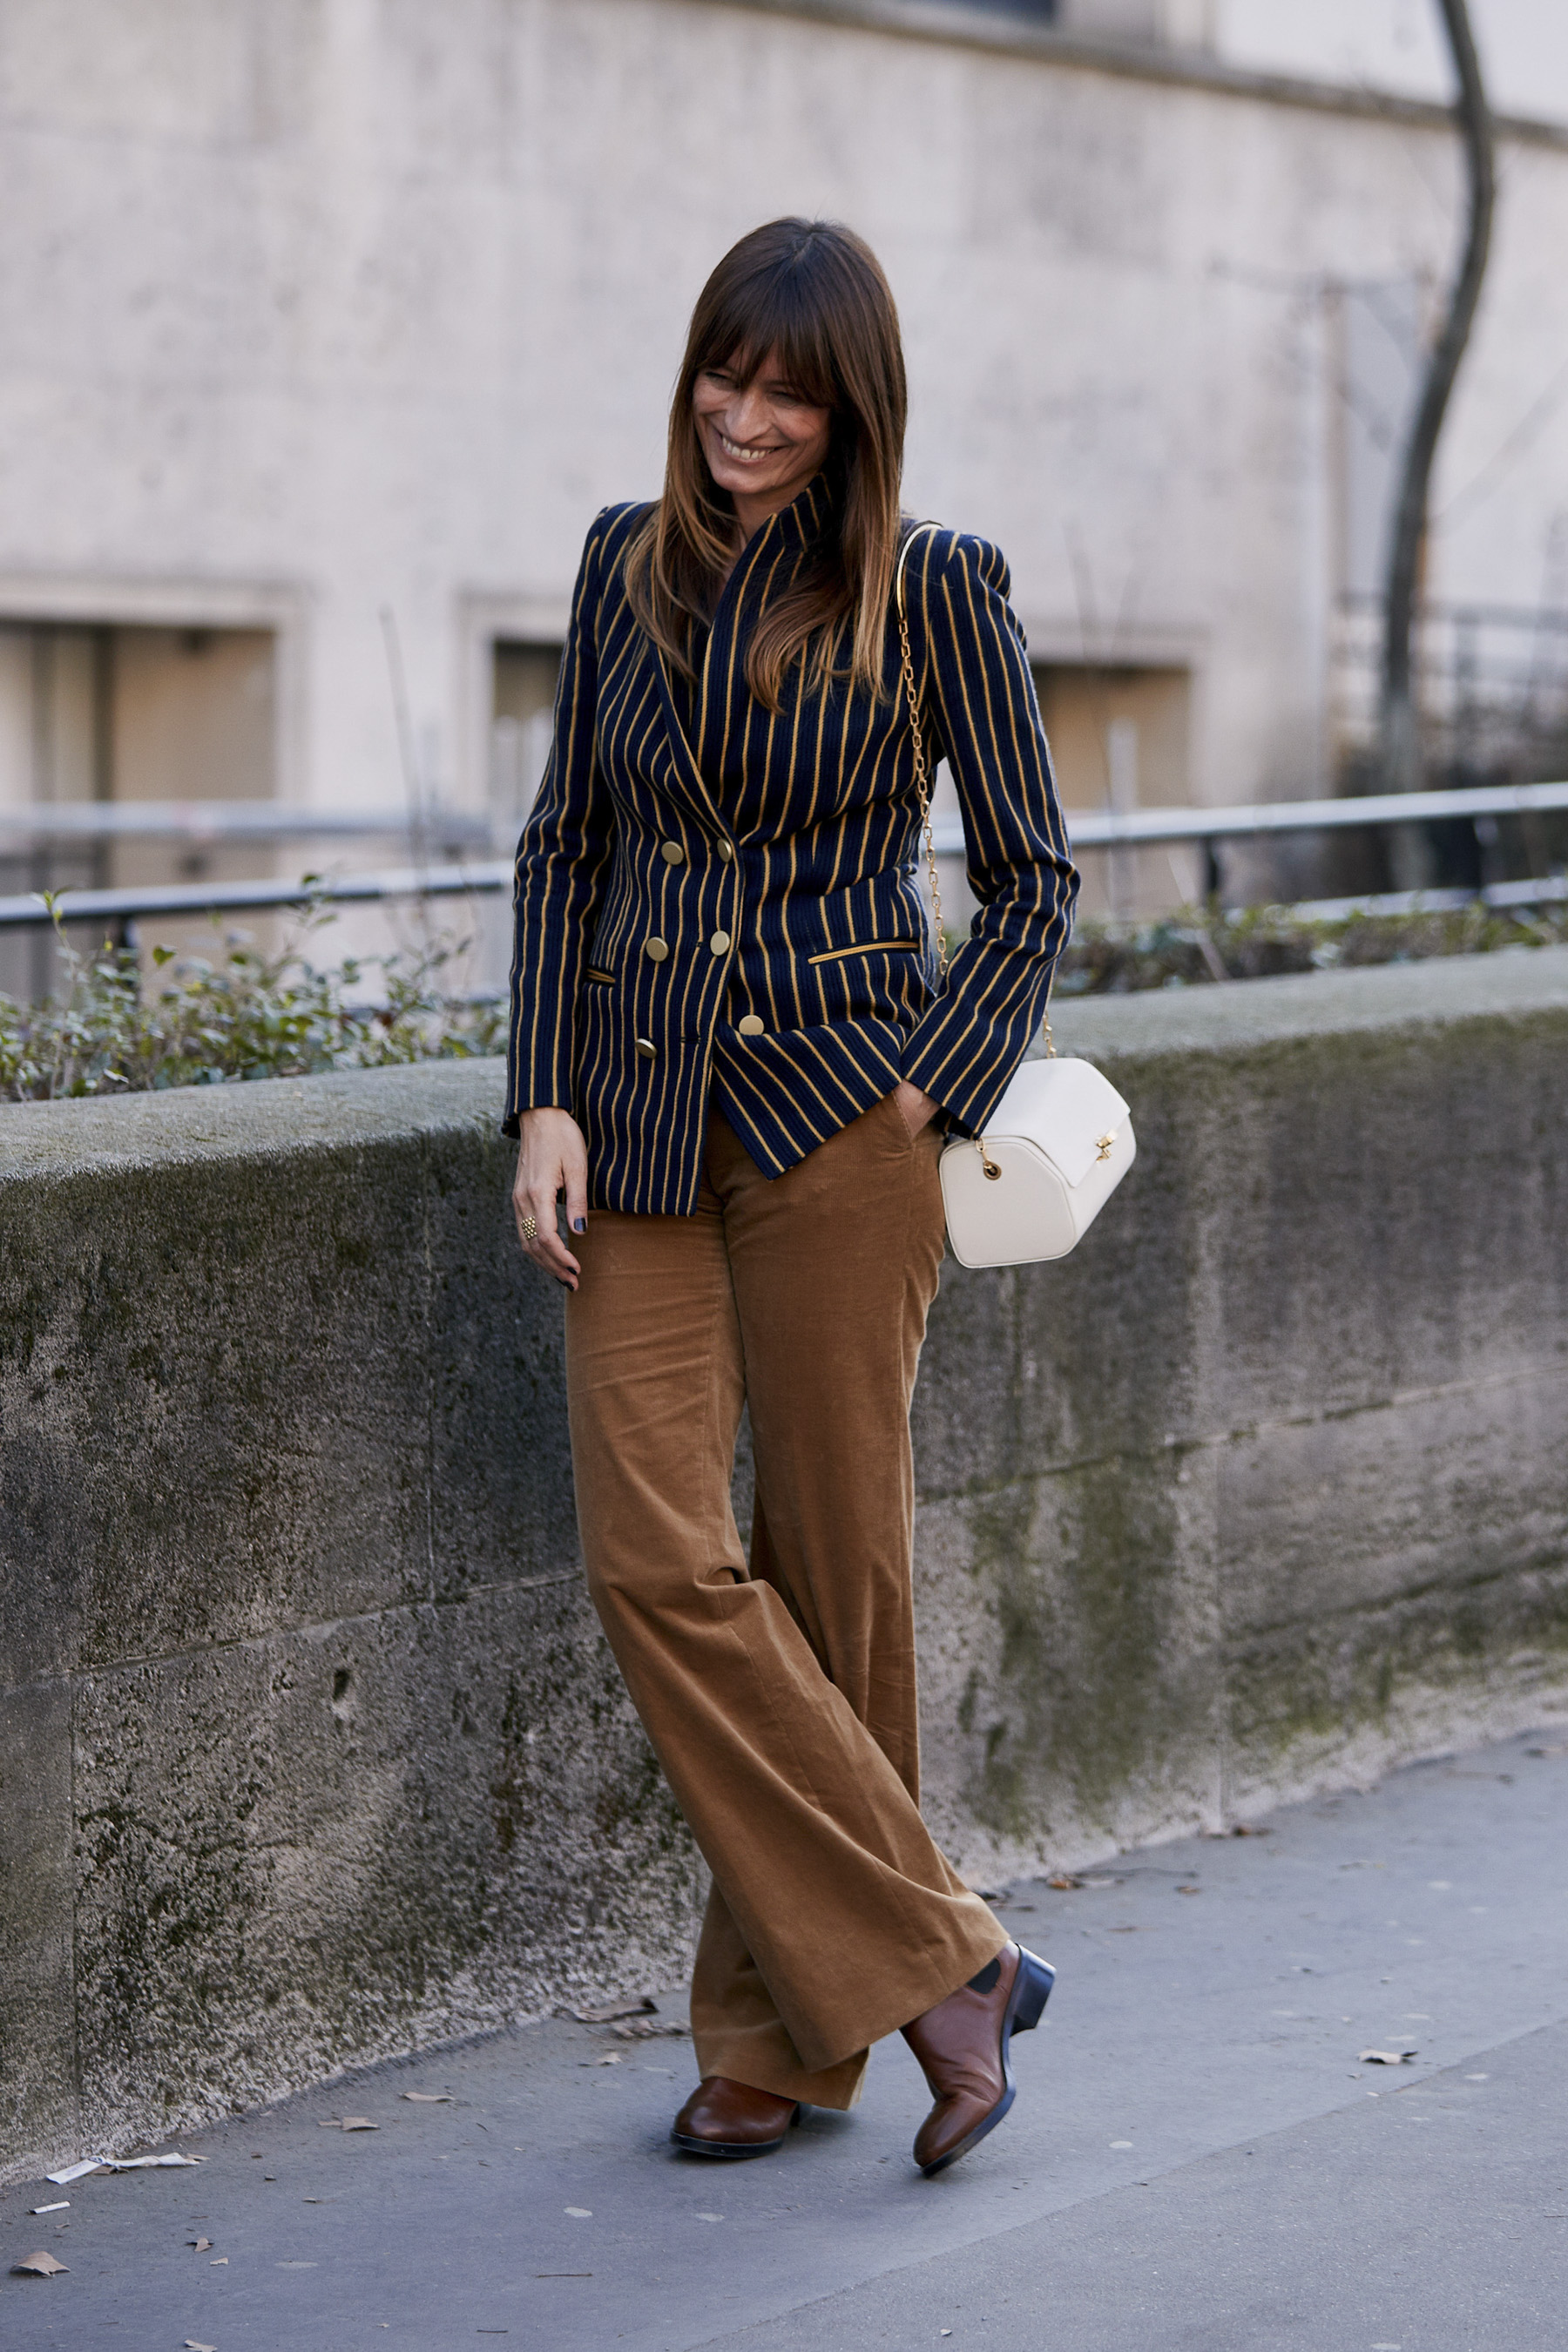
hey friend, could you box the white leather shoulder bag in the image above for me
[895,524,1135,1269]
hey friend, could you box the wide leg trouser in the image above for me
[564,1091,1005,2110]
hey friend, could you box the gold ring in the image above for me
[520,1213,538,1242]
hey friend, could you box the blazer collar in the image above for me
[751,467,837,558]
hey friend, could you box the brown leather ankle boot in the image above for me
[671,2077,801,2158]
[900,1943,1055,2176]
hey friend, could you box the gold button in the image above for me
[717,841,734,862]
[660,841,686,865]
[709,930,730,956]
[645,937,669,963]
[635,1038,657,1059]
[738,1013,765,1037]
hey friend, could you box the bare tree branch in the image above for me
[1380,0,1496,804]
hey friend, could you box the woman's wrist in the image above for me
[892,1079,939,1139]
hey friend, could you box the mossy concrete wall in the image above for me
[3,950,1567,2180]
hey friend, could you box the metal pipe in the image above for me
[2,779,1565,929]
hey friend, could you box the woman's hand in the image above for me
[892,1079,938,1140]
[513,1108,590,1289]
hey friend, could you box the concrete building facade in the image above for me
[2,0,1567,970]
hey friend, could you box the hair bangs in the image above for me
[697,274,842,416]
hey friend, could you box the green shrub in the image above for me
[4,889,1566,1106]
[0,897,504,1105]
[1052,896,1568,995]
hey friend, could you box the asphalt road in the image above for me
[3,1727,1565,2352]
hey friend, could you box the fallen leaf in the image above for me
[401,2091,454,2103]
[571,1996,657,2024]
[340,2117,377,2132]
[210,2256,228,2265]
[30,2201,70,2214]
[12,2249,70,2275]
[1359,2048,1416,2065]
[188,2236,213,2251]
[1045,1874,1082,1890]
[611,2017,689,2040]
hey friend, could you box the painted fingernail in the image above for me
[572,1217,585,1233]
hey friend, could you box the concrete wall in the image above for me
[3,948,1567,2180]
[2,0,1567,845]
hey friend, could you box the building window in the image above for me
[490,640,563,841]
[1034,662,1193,916]
[945,0,1058,17]
[0,619,275,997]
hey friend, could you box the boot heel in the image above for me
[1011,1951,1055,2033]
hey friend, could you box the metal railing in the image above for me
[0,862,513,933]
[0,779,1564,933]
[0,801,490,846]
[928,775,1568,855]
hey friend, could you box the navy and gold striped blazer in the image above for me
[504,475,1078,1217]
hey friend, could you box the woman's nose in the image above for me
[724,387,773,443]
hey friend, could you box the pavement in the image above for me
[3,1726,1566,2352]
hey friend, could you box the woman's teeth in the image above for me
[718,432,776,462]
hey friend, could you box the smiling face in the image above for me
[692,347,835,537]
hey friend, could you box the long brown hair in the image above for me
[623,218,907,713]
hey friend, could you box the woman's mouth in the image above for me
[715,429,781,464]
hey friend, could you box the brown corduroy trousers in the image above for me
[564,1092,1005,2110]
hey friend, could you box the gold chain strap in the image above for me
[894,525,949,984]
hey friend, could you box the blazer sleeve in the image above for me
[503,514,618,1137]
[897,529,1079,1134]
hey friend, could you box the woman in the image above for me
[507,218,1078,2177]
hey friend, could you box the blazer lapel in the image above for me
[650,640,725,829]
[641,471,836,830]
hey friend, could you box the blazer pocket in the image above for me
[584,966,617,984]
[806,937,922,967]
